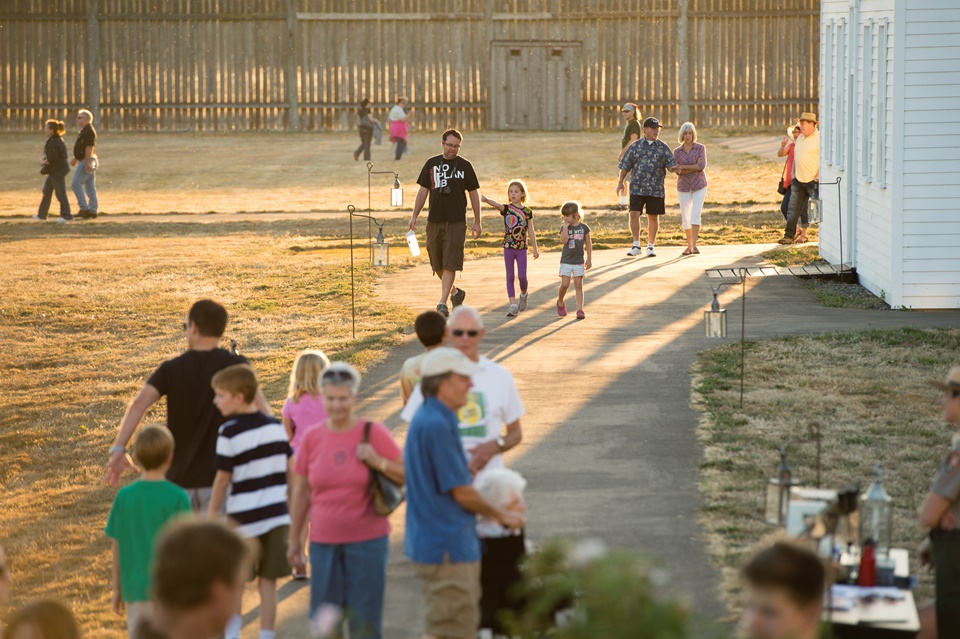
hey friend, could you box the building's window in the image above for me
[876,19,888,188]
[861,21,873,182]
[824,20,834,165]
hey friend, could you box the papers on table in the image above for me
[827,585,914,626]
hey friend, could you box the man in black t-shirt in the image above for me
[408,129,482,317]
[104,300,272,512]
[70,109,98,220]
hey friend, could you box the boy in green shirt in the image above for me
[105,425,191,637]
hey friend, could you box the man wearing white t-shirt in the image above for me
[401,305,524,473]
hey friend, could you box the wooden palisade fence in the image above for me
[0,0,819,132]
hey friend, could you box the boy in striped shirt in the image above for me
[208,364,292,639]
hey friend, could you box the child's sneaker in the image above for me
[506,304,519,317]
[556,301,567,317]
[576,310,586,320]
[518,292,528,312]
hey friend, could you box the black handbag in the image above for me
[363,421,404,516]
[777,161,788,196]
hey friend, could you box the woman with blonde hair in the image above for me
[33,119,73,223]
[673,121,708,256]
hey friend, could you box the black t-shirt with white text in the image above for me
[74,124,96,161]
[145,348,249,489]
[416,154,480,223]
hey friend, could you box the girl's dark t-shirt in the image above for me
[416,154,481,223]
[146,348,249,489]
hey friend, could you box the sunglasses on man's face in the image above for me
[451,329,480,338]
[322,369,354,382]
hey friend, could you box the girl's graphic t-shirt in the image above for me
[502,204,534,250]
[560,222,590,265]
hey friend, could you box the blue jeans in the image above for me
[72,162,98,213]
[38,173,72,220]
[309,535,389,639]
[784,178,817,238]
[779,187,808,226]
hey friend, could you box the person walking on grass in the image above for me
[71,108,98,219]
[388,96,413,161]
[105,299,272,512]
[404,348,525,639]
[207,364,292,639]
[408,129,482,317]
[673,122,708,256]
[780,112,819,245]
[105,425,191,638]
[400,310,448,405]
[557,201,592,320]
[353,99,379,162]
[481,179,539,317]
[617,117,679,257]
[32,119,73,223]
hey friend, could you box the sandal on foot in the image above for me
[681,249,692,256]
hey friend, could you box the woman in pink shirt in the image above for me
[777,123,809,240]
[287,362,404,639]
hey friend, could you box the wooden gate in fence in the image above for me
[0,0,820,132]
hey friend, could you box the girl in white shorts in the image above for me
[557,201,592,320]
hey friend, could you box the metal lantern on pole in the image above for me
[347,205,389,340]
[808,197,823,224]
[859,464,893,554]
[704,289,727,338]
[765,446,798,526]
[390,177,403,207]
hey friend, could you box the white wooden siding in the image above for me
[900,3,960,308]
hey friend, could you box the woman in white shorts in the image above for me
[673,122,708,256]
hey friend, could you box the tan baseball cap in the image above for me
[932,366,960,391]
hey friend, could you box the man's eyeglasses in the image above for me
[442,142,460,149]
[451,329,480,337]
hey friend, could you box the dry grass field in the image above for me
[694,328,960,610]
[0,128,803,634]
[1,128,787,217]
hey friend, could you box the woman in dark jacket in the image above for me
[353,98,379,162]
[33,119,73,223]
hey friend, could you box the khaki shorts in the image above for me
[250,524,291,581]
[426,221,466,273]
[414,559,481,638]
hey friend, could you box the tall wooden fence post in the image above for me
[284,0,300,131]
[86,0,100,125]
[677,0,690,124]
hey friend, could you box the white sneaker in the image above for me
[627,246,642,256]
[646,246,656,257]
[56,217,73,224]
[31,214,45,221]
[506,304,519,317]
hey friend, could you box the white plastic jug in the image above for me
[406,230,421,256]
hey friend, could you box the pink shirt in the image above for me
[281,394,328,455]
[783,143,796,187]
[674,142,708,192]
[294,419,401,544]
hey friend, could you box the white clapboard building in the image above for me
[818,0,960,309]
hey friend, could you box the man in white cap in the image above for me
[404,347,524,639]
[401,305,524,474]
[780,112,819,245]
[616,116,679,257]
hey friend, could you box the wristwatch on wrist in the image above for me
[496,437,506,452]
[109,445,125,455]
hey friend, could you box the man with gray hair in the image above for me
[71,108,99,219]
[404,347,524,639]
[401,305,524,474]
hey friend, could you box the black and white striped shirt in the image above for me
[215,411,292,538]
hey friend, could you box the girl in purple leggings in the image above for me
[482,180,539,317]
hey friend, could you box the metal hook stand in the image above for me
[818,177,844,283]
[348,204,386,339]
[367,161,401,241]
[708,267,748,407]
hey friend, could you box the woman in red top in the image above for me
[287,362,404,639]
[777,124,809,242]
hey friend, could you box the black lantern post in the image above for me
[347,204,389,339]
[704,267,748,406]
[764,446,799,527]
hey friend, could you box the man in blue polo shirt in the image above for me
[404,347,524,639]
